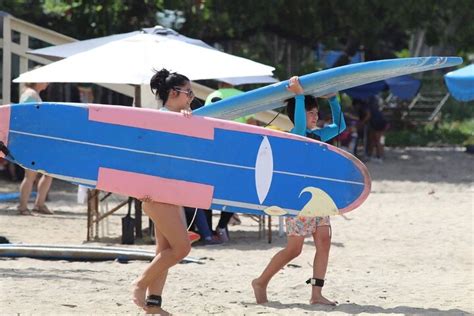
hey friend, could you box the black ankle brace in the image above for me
[306,278,325,287]
[145,295,162,307]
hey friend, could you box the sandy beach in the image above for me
[0,146,472,315]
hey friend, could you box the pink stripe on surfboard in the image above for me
[88,104,216,140]
[0,105,11,158]
[96,167,214,209]
[88,103,305,142]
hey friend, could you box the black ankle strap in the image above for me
[145,295,162,307]
[306,278,324,287]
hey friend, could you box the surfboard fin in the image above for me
[263,206,288,216]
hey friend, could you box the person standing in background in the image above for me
[17,82,54,215]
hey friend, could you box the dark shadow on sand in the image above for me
[82,228,345,251]
[0,265,112,283]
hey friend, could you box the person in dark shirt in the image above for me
[354,97,388,162]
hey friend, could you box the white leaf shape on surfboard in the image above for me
[255,136,273,204]
[298,187,339,217]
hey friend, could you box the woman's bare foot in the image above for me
[17,206,34,216]
[310,294,337,306]
[131,282,147,308]
[144,306,170,315]
[252,279,268,304]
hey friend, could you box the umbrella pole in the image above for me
[134,85,141,108]
[132,85,143,239]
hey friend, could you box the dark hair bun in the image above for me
[150,68,169,93]
[150,68,190,104]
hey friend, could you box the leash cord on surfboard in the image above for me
[263,108,284,128]
[187,208,198,231]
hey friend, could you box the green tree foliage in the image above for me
[3,0,473,78]
[2,0,165,39]
[173,0,474,77]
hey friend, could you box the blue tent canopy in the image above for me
[343,75,421,100]
[314,45,422,100]
[320,51,363,68]
[444,64,474,102]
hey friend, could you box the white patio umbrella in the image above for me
[15,33,275,84]
[15,33,276,107]
[29,26,215,59]
[26,26,277,86]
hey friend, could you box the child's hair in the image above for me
[285,95,318,124]
[150,68,189,104]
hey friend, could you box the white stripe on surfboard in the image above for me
[212,198,300,216]
[11,130,254,171]
[11,130,365,186]
[274,170,364,186]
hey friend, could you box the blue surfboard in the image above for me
[0,244,202,263]
[0,103,370,217]
[0,192,36,202]
[194,57,462,120]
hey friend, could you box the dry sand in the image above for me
[0,147,472,315]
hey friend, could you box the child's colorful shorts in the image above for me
[285,216,331,237]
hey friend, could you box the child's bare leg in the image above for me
[252,236,304,304]
[132,202,191,309]
[310,226,336,305]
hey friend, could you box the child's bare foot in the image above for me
[131,281,147,308]
[310,294,337,306]
[252,279,268,304]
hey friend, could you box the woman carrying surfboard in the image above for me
[131,68,193,314]
[252,76,345,306]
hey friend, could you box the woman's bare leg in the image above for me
[142,225,171,314]
[310,226,336,305]
[252,236,304,304]
[34,175,52,207]
[147,226,170,295]
[18,169,37,210]
[132,202,191,308]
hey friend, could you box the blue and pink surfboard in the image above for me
[0,103,369,217]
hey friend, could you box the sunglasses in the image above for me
[174,88,194,98]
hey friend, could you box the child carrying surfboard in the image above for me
[252,76,346,306]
